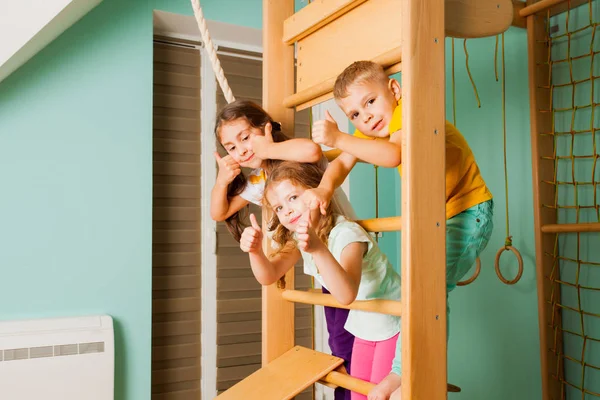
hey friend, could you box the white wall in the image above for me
[0,0,102,84]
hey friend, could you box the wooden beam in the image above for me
[511,0,590,29]
[541,222,600,233]
[400,0,447,398]
[294,62,401,110]
[283,0,367,44]
[520,0,590,17]
[526,6,564,399]
[321,370,463,395]
[261,0,296,366]
[356,216,402,233]
[288,0,513,44]
[296,0,402,94]
[282,290,402,316]
[512,0,527,28]
[216,346,343,400]
[284,48,401,109]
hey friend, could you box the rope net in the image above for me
[542,1,600,397]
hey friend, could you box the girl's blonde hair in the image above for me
[264,161,336,255]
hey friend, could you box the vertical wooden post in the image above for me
[261,0,296,366]
[400,0,447,399]
[526,9,564,400]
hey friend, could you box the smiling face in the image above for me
[218,117,265,169]
[337,78,401,138]
[265,179,311,233]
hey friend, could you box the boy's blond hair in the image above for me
[333,61,389,99]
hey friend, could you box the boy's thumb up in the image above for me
[249,213,262,231]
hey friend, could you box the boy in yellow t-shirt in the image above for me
[303,61,494,399]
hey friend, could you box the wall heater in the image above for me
[0,315,114,399]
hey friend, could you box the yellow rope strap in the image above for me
[494,33,523,285]
[464,39,481,108]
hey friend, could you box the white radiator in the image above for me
[0,315,114,400]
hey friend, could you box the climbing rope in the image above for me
[494,32,523,285]
[452,38,481,287]
[190,0,236,104]
[464,39,481,108]
[452,38,457,125]
[452,38,481,286]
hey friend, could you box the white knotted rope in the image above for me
[190,0,236,104]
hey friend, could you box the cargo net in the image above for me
[544,1,600,397]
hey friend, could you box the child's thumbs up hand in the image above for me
[251,122,274,160]
[215,152,241,187]
[312,110,341,148]
[296,202,322,253]
[240,214,263,253]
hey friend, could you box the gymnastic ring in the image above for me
[494,246,524,285]
[456,257,481,286]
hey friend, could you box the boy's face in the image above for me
[337,78,401,138]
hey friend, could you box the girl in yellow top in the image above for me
[303,61,494,399]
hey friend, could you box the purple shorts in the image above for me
[322,287,355,400]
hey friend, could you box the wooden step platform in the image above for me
[216,346,344,400]
[216,345,463,399]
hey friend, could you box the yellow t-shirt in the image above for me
[353,101,493,219]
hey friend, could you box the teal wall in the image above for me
[0,1,261,399]
[441,30,541,399]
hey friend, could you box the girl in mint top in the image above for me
[238,161,401,400]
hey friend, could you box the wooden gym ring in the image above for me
[495,246,524,285]
[457,257,481,286]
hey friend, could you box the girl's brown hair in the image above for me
[214,100,288,242]
[264,161,336,255]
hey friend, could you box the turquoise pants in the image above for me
[391,199,494,375]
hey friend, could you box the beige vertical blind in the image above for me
[152,41,202,400]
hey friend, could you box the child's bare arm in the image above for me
[251,122,322,163]
[296,209,365,305]
[210,186,249,221]
[312,111,402,168]
[266,139,322,163]
[210,152,250,221]
[335,131,402,168]
[311,241,366,305]
[241,214,300,285]
[247,249,300,286]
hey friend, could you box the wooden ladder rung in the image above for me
[357,216,402,233]
[216,346,343,400]
[321,369,463,394]
[282,290,402,316]
[541,222,600,233]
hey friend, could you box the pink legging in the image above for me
[350,333,399,400]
